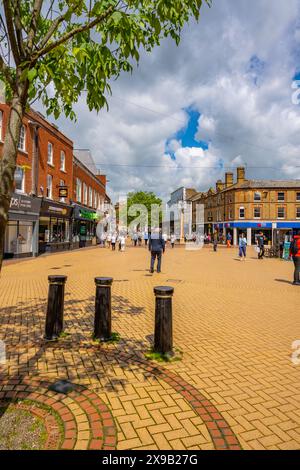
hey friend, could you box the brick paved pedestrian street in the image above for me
[0,244,299,450]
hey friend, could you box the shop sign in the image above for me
[9,193,41,214]
[41,200,72,217]
[59,187,68,198]
[79,209,98,221]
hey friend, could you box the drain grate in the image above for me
[166,279,183,284]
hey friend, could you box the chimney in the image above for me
[237,166,245,183]
[225,172,234,188]
[216,180,224,192]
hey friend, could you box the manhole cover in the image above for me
[48,380,76,394]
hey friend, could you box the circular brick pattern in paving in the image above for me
[0,377,117,450]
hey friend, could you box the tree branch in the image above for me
[3,1,20,65]
[32,4,117,63]
[26,0,44,53]
[12,0,26,59]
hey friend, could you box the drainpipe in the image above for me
[28,121,40,196]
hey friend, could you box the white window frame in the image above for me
[76,178,82,203]
[296,192,300,202]
[14,166,25,193]
[60,150,65,171]
[47,142,53,165]
[277,207,285,219]
[83,183,88,205]
[46,174,53,199]
[239,207,245,219]
[254,192,261,202]
[18,125,26,151]
[296,207,300,219]
[89,187,93,207]
[254,207,261,219]
[277,192,285,202]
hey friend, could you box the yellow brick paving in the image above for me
[0,244,300,450]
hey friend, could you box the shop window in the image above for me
[296,192,300,202]
[60,179,65,202]
[277,207,285,219]
[297,207,300,219]
[76,178,82,202]
[60,151,65,171]
[47,142,53,165]
[277,192,285,202]
[4,221,33,255]
[0,110,3,141]
[83,183,88,205]
[254,207,261,219]
[18,125,26,151]
[46,174,53,199]
[254,192,261,201]
[14,166,25,193]
[239,207,245,219]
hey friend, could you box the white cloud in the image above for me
[51,0,300,201]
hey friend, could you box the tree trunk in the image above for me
[0,95,24,271]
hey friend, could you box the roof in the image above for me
[237,180,300,189]
[74,149,97,174]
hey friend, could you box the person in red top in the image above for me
[290,231,300,285]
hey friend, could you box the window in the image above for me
[239,207,245,219]
[60,151,65,171]
[297,207,300,219]
[296,192,300,202]
[46,175,53,199]
[0,110,3,141]
[277,207,285,219]
[47,143,53,165]
[254,207,261,219]
[93,190,96,209]
[18,125,26,151]
[14,166,25,193]
[89,187,93,207]
[254,192,261,201]
[76,178,82,203]
[278,192,285,202]
[83,183,88,205]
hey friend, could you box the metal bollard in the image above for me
[44,275,67,340]
[154,286,174,355]
[94,277,113,341]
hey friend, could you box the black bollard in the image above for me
[94,277,113,341]
[154,286,174,355]
[44,275,67,340]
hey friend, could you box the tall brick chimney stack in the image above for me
[225,172,234,188]
[237,167,246,183]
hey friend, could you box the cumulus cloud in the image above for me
[50,0,300,202]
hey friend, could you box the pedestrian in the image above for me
[256,231,265,259]
[111,232,116,251]
[132,232,138,247]
[226,232,232,248]
[138,231,142,246]
[207,234,211,244]
[107,232,111,249]
[144,231,149,247]
[149,228,165,273]
[162,232,168,246]
[238,233,247,261]
[119,233,126,252]
[213,233,218,252]
[289,231,300,285]
[170,233,176,248]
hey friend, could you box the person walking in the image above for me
[238,233,247,261]
[107,232,111,249]
[226,232,232,248]
[144,231,149,247]
[111,232,116,251]
[149,228,165,273]
[119,234,126,252]
[256,231,265,259]
[132,232,138,247]
[170,233,176,249]
[213,233,218,252]
[289,231,300,285]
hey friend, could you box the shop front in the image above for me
[39,200,73,254]
[272,222,300,258]
[4,193,42,259]
[72,205,99,249]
